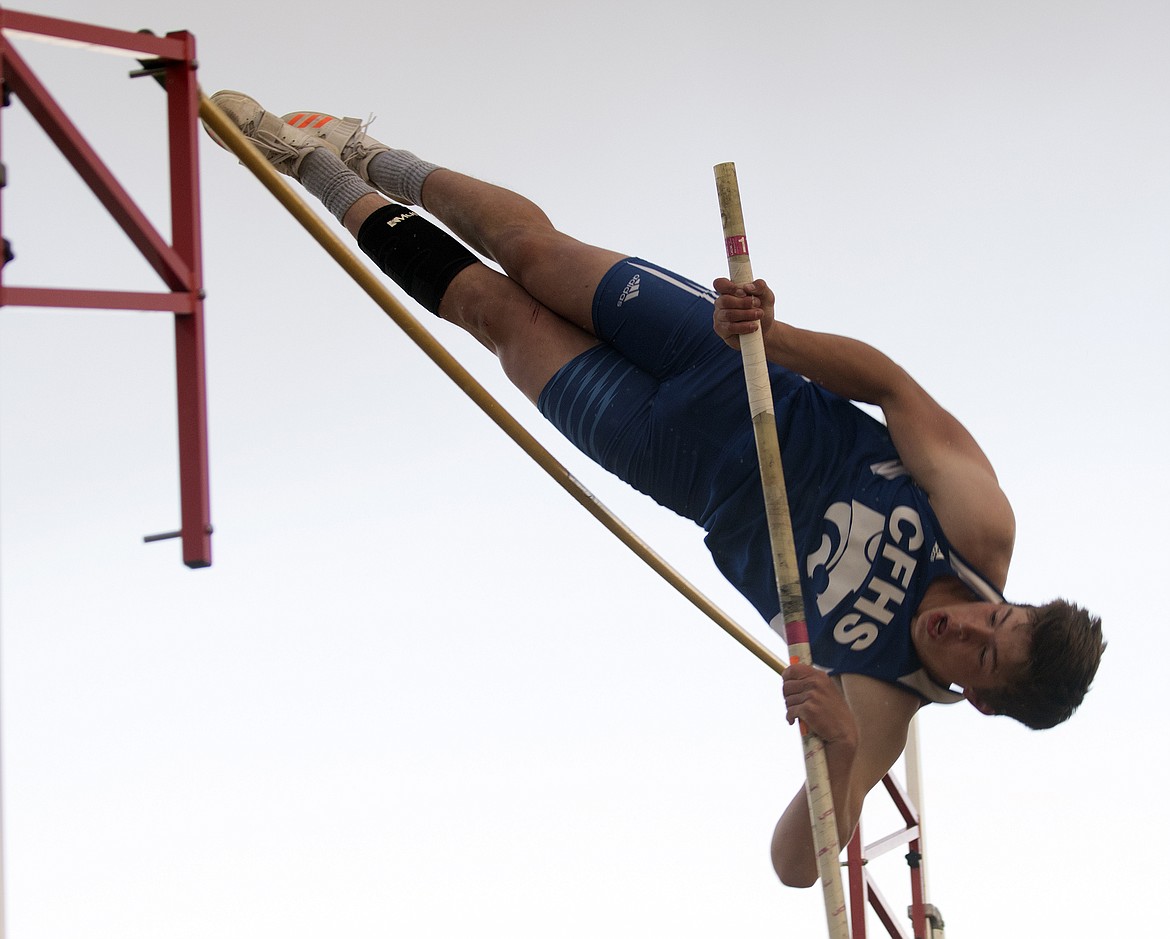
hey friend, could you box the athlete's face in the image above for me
[911,601,1033,712]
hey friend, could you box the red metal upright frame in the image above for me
[0,7,211,567]
[846,767,944,939]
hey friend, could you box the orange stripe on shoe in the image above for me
[284,112,336,130]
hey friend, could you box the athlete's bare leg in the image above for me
[418,170,627,334]
[344,193,599,404]
[207,89,620,342]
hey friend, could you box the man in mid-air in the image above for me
[207,89,1104,887]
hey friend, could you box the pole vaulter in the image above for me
[201,84,1104,938]
[715,163,849,938]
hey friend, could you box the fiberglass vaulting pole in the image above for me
[714,162,850,939]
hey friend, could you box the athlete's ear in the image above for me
[964,688,998,716]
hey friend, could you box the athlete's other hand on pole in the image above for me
[782,663,859,749]
[712,278,776,349]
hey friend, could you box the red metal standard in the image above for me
[0,7,211,567]
[845,771,934,939]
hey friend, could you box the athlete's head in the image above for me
[974,599,1105,730]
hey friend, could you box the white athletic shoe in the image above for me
[280,109,392,179]
[206,90,333,177]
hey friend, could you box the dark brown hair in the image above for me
[981,599,1105,730]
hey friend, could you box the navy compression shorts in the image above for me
[536,257,805,528]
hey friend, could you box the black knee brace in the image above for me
[356,203,478,315]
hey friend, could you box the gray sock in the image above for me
[297,147,377,222]
[365,150,440,207]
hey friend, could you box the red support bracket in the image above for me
[0,7,211,568]
[845,770,936,939]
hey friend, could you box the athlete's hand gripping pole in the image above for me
[714,163,849,938]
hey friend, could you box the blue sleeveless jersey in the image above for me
[538,258,1004,704]
[703,380,1004,703]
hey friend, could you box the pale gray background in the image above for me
[2,1,1166,936]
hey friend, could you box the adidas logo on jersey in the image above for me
[617,274,641,306]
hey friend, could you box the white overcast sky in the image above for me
[1,1,1167,937]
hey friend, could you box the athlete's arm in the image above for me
[712,278,1016,583]
[772,667,919,887]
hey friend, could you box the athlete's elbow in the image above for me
[773,854,819,889]
[778,868,819,889]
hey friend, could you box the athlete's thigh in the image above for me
[508,232,626,334]
[438,263,601,405]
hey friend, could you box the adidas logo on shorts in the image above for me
[617,274,641,306]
